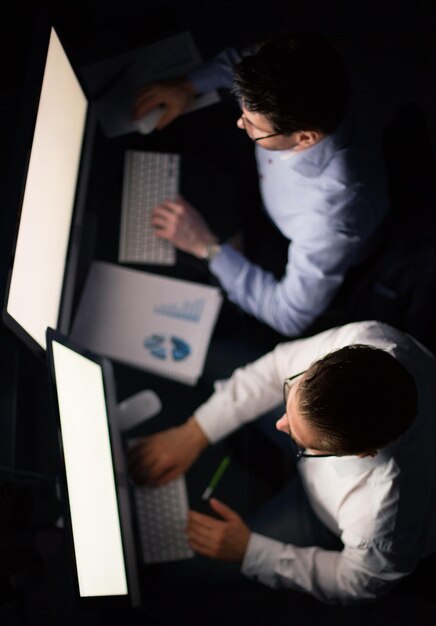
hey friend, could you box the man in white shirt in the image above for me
[129,321,436,604]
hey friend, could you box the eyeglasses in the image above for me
[253,131,281,142]
[283,372,336,460]
[239,114,281,142]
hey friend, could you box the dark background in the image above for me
[0,1,436,624]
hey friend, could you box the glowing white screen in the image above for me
[7,28,87,348]
[52,341,128,597]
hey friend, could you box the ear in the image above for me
[275,414,290,434]
[294,129,325,149]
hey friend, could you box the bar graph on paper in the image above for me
[154,299,205,323]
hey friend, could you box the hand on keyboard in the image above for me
[152,195,218,258]
[133,77,196,130]
[128,416,208,486]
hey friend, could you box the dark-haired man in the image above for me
[129,321,436,604]
[133,33,388,337]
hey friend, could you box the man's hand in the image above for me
[152,196,218,257]
[128,417,208,486]
[133,77,196,130]
[187,498,251,562]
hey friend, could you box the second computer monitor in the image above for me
[46,327,140,607]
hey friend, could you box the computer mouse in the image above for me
[134,107,164,135]
[117,389,162,431]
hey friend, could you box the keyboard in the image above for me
[133,476,194,564]
[119,150,180,265]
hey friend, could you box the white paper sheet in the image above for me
[71,261,222,385]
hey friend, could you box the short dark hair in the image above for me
[297,345,418,455]
[232,31,349,135]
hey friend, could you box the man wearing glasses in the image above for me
[129,321,436,604]
[132,32,388,338]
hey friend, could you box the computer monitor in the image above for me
[3,22,96,357]
[46,327,140,607]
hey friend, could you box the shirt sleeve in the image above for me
[242,533,412,605]
[194,328,340,442]
[209,216,362,337]
[188,47,241,94]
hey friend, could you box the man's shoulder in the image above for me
[326,321,406,347]
[305,321,408,355]
[291,124,356,181]
[275,321,404,366]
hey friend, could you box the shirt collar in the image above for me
[285,107,352,178]
[327,445,392,479]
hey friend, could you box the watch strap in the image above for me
[203,243,222,263]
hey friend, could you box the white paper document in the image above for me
[70,261,222,385]
[80,32,219,138]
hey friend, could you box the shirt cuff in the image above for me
[209,243,246,286]
[188,48,241,93]
[242,532,285,587]
[188,64,222,94]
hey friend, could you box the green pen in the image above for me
[201,456,231,501]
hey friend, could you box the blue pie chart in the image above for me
[144,334,191,362]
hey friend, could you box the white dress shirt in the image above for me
[194,321,436,604]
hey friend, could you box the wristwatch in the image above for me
[203,243,222,263]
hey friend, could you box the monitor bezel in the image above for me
[2,19,96,361]
[45,327,141,609]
